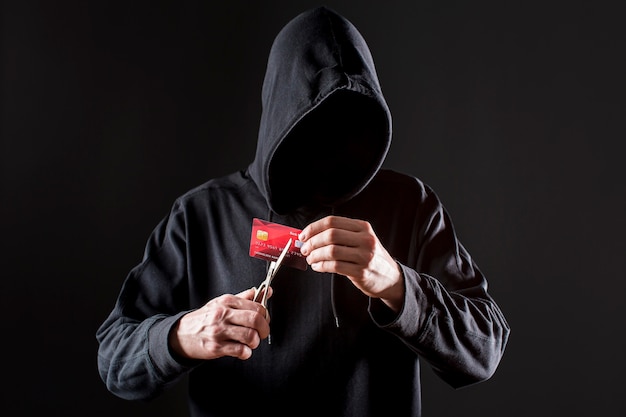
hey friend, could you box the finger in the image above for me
[305,243,362,266]
[235,289,272,313]
[211,293,270,327]
[224,317,266,347]
[309,259,363,278]
[205,335,255,360]
[224,342,253,360]
[212,308,270,349]
[300,227,365,257]
[238,286,274,302]
[299,215,363,242]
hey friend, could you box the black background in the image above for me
[1,1,624,416]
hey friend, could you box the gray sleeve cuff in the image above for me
[369,263,431,339]
[147,311,200,381]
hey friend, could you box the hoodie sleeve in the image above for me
[96,201,197,400]
[369,182,510,389]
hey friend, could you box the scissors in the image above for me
[253,238,293,310]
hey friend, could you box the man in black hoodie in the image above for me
[97,6,510,417]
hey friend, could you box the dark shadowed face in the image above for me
[268,89,388,212]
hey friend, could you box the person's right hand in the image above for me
[169,288,271,361]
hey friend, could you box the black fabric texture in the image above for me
[96,6,510,417]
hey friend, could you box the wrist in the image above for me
[168,316,189,360]
[379,262,405,313]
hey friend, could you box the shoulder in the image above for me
[368,169,435,201]
[173,171,254,205]
[183,170,249,195]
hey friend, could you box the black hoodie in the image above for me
[97,6,510,417]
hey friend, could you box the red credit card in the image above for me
[249,218,307,270]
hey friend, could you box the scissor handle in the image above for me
[252,239,292,309]
[253,261,276,307]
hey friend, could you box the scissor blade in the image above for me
[254,238,293,306]
[272,238,292,277]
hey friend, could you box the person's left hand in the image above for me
[299,215,404,312]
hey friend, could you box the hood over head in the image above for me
[249,6,392,214]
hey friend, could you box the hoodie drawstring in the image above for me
[330,206,340,328]
[331,273,340,328]
[266,207,341,333]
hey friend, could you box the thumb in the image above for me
[236,287,258,301]
[237,286,274,302]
